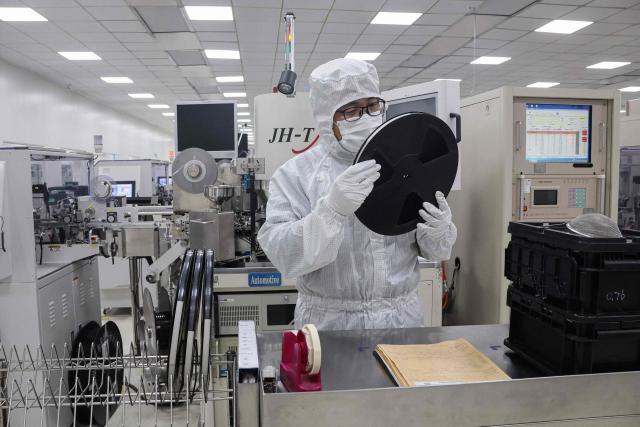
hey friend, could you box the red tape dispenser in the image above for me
[280,324,322,392]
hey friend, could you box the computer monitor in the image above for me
[112,181,135,198]
[525,103,591,163]
[176,101,237,158]
[158,176,172,187]
[386,94,437,120]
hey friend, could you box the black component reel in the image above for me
[354,112,459,236]
[68,321,123,427]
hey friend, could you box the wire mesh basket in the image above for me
[0,342,236,427]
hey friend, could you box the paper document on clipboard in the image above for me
[375,338,510,387]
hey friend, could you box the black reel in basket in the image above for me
[69,321,123,427]
[354,112,459,236]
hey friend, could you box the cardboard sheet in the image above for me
[375,338,511,387]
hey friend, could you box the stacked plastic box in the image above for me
[503,221,640,374]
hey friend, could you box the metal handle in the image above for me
[449,112,461,143]
[599,122,606,152]
[515,121,523,152]
[517,175,525,221]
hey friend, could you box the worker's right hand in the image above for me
[325,160,381,216]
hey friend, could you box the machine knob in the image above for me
[63,215,73,224]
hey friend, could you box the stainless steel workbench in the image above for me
[237,324,640,427]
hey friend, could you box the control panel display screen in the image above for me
[533,189,558,206]
[525,104,591,163]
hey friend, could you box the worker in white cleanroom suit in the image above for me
[258,58,457,330]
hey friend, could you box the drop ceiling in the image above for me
[1,0,640,134]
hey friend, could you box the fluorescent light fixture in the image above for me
[58,51,101,61]
[0,7,47,21]
[101,77,133,84]
[346,52,380,61]
[470,56,511,65]
[535,19,592,34]
[621,109,627,114]
[216,75,244,83]
[162,112,175,117]
[238,119,252,122]
[148,104,169,109]
[205,49,240,59]
[527,81,559,88]
[619,86,640,92]
[238,112,250,116]
[129,93,154,99]
[184,6,233,21]
[371,12,421,26]
[586,61,630,69]
[223,92,246,97]
[237,103,249,107]
[435,78,462,82]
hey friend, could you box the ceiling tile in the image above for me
[481,28,527,41]
[102,20,148,32]
[326,10,378,23]
[168,49,206,65]
[197,31,237,42]
[518,4,577,18]
[333,0,385,10]
[59,21,107,33]
[294,9,330,22]
[589,0,640,6]
[86,6,138,21]
[134,6,189,32]
[37,7,94,21]
[415,14,463,25]
[579,22,631,34]
[114,32,155,42]
[428,0,483,14]
[474,0,537,15]
[497,17,548,31]
[441,15,506,37]
[73,32,118,42]
[191,21,235,31]
[419,36,470,55]
[178,65,211,76]
[602,9,640,23]
[283,0,333,9]
[394,34,435,45]
[155,32,201,50]
[560,6,624,20]
[322,22,368,34]
[401,54,444,67]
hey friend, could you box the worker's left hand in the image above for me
[417,191,452,235]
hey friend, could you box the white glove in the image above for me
[417,191,457,260]
[325,159,381,216]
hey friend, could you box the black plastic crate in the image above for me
[505,221,640,315]
[505,286,640,375]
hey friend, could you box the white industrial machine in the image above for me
[448,87,620,325]
[94,159,170,198]
[618,102,640,230]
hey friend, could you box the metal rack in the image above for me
[0,342,236,427]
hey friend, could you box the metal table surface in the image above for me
[257,324,543,391]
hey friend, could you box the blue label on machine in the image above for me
[248,272,282,287]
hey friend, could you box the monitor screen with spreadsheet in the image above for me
[525,103,591,163]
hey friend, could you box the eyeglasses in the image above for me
[336,98,386,122]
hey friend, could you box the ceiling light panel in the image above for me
[535,20,593,34]
[129,93,155,99]
[58,51,101,61]
[101,77,133,84]
[527,82,559,88]
[620,86,640,92]
[371,12,421,26]
[238,103,249,107]
[0,7,47,21]
[345,52,380,61]
[162,112,175,116]
[216,76,244,83]
[205,49,240,59]
[184,6,233,21]
[148,104,170,109]
[586,61,630,69]
[470,56,511,65]
[223,92,246,97]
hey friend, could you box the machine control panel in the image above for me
[513,175,604,221]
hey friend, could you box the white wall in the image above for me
[0,58,172,159]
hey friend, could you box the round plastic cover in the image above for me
[354,112,459,236]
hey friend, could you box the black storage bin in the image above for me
[505,221,640,315]
[505,286,640,375]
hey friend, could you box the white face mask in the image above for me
[334,114,384,154]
